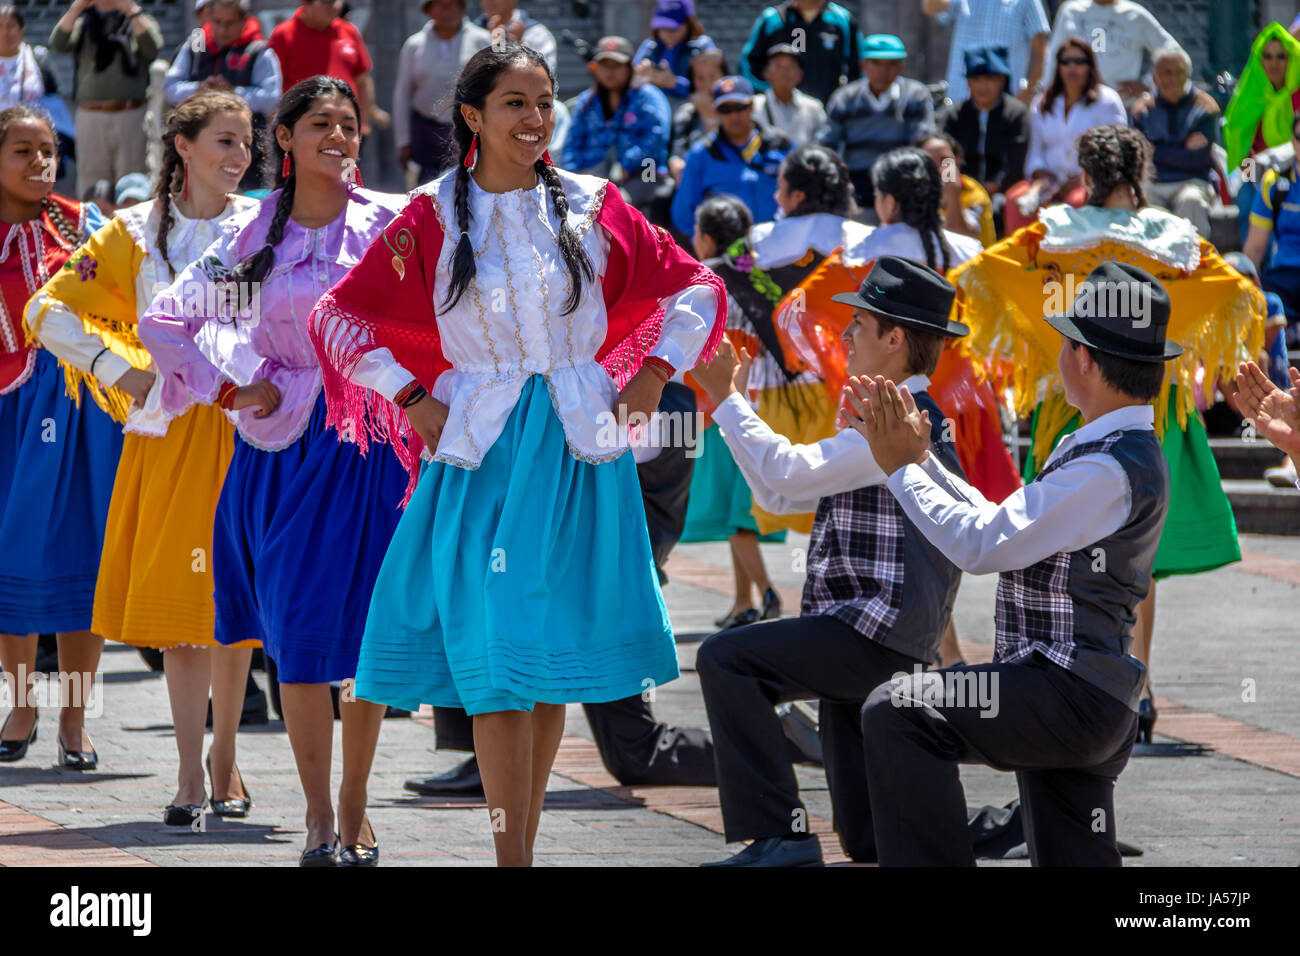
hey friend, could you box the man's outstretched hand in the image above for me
[838,375,932,474]
[1237,361,1300,457]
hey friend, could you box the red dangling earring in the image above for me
[353,166,363,187]
[463,132,478,169]
[541,150,554,167]
[181,160,190,201]
[281,153,292,179]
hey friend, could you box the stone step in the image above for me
[1223,480,1300,535]
[1207,436,1285,480]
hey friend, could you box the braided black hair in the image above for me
[1077,124,1151,209]
[0,106,80,248]
[229,76,359,288]
[694,194,752,253]
[779,144,858,218]
[443,43,594,315]
[871,147,950,274]
[156,91,251,279]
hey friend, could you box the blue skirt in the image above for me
[213,392,408,683]
[356,374,679,715]
[0,349,123,634]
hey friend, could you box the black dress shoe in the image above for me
[1137,694,1157,744]
[337,822,379,867]
[0,709,37,762]
[299,842,338,867]
[404,756,483,796]
[57,735,97,771]
[760,587,781,620]
[702,835,824,867]
[207,753,252,818]
[163,802,205,827]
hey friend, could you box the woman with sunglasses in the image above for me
[1003,37,1125,232]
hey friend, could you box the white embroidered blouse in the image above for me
[339,169,718,469]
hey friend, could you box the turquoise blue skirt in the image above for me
[355,374,679,715]
[0,349,123,634]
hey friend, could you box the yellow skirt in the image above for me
[750,381,841,536]
[92,402,256,649]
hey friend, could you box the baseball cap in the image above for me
[651,0,694,30]
[863,34,907,60]
[593,36,634,64]
[115,173,153,205]
[712,75,755,108]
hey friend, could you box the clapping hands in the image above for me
[837,375,932,474]
[1236,361,1300,457]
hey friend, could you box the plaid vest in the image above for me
[802,390,964,664]
[994,426,1169,709]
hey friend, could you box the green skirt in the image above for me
[680,424,787,544]
[1024,388,1240,579]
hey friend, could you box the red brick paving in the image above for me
[0,800,153,867]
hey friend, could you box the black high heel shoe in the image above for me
[760,587,781,621]
[337,820,379,867]
[57,732,97,771]
[1137,695,1157,745]
[163,800,206,827]
[206,753,252,818]
[299,841,338,867]
[0,708,37,762]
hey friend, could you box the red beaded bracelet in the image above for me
[217,381,238,410]
[642,356,675,382]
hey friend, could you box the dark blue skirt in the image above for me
[212,392,408,683]
[0,349,123,634]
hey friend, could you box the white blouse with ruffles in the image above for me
[340,168,718,469]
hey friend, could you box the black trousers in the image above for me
[431,699,716,787]
[409,112,456,183]
[859,657,1139,866]
[695,614,920,859]
[636,382,696,585]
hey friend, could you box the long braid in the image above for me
[229,175,295,287]
[536,159,594,314]
[875,147,951,274]
[442,162,475,311]
[155,151,182,278]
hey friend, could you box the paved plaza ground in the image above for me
[0,533,1297,867]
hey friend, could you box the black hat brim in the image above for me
[831,291,970,338]
[1042,311,1183,362]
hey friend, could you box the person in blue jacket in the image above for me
[633,0,717,114]
[671,76,793,236]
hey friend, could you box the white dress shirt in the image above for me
[1025,84,1127,180]
[885,403,1152,574]
[711,374,931,515]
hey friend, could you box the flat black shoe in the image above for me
[720,608,760,630]
[404,756,483,796]
[163,802,206,827]
[337,822,379,867]
[57,735,97,771]
[299,842,338,867]
[206,753,252,818]
[702,835,824,867]
[0,709,37,762]
[760,587,781,620]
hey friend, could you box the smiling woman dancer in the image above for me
[26,91,259,826]
[139,77,409,866]
[309,43,726,866]
[0,106,108,769]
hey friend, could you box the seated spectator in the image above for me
[113,170,150,209]
[820,34,934,211]
[740,0,865,105]
[1224,23,1300,243]
[916,131,995,247]
[668,47,725,180]
[474,0,556,73]
[0,5,60,112]
[1131,45,1219,237]
[633,0,715,115]
[1048,0,1181,104]
[923,0,1049,103]
[51,0,164,197]
[1244,115,1300,331]
[1004,37,1125,231]
[941,46,1030,219]
[394,0,491,183]
[751,43,827,147]
[269,0,386,134]
[670,76,792,236]
[562,36,671,209]
[164,0,280,189]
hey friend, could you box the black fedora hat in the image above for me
[1043,261,1183,362]
[831,255,968,337]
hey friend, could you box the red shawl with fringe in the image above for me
[309,180,727,505]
